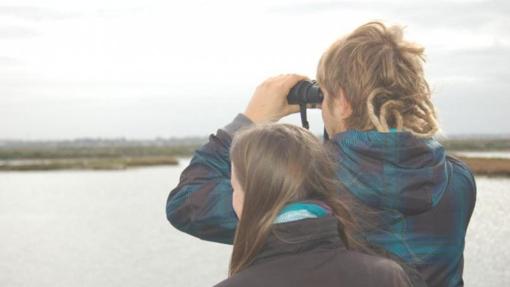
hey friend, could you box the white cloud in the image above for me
[0,0,508,139]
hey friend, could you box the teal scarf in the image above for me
[274,202,330,224]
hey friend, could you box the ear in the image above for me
[334,88,352,121]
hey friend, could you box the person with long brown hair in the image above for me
[214,123,412,287]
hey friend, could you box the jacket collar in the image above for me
[251,216,346,266]
[327,130,449,215]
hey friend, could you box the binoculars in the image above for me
[287,80,324,132]
[287,80,323,106]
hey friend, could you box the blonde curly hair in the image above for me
[317,21,439,138]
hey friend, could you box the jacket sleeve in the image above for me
[166,114,254,244]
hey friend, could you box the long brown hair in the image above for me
[228,124,361,276]
[317,21,439,138]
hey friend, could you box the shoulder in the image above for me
[214,276,237,287]
[213,271,257,287]
[447,155,476,186]
[349,250,403,272]
[446,155,477,200]
[342,251,412,286]
[444,154,477,219]
[214,278,232,287]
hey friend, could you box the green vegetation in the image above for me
[0,141,200,171]
[440,138,510,151]
[0,145,198,160]
[0,157,179,171]
[1,137,510,173]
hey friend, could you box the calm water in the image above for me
[0,158,509,287]
[455,151,510,159]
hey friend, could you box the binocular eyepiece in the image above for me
[287,80,323,105]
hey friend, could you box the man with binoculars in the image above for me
[166,22,476,287]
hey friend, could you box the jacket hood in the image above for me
[329,130,450,215]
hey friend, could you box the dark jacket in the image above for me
[215,216,412,287]
[167,114,477,287]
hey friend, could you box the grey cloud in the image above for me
[385,1,510,31]
[0,5,145,22]
[0,26,38,38]
[93,7,146,18]
[267,0,510,15]
[424,45,510,134]
[429,45,510,86]
[267,1,356,14]
[433,81,509,135]
[0,6,77,21]
[0,56,22,66]
[267,1,510,30]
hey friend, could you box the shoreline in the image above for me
[0,156,179,171]
[1,155,510,177]
[455,156,510,177]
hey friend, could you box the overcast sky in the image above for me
[1,0,509,139]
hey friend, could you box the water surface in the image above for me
[0,159,508,286]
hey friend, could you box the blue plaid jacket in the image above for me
[167,114,476,287]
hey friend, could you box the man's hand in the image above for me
[243,74,309,124]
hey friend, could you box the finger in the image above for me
[272,73,307,82]
[284,104,301,115]
[285,73,309,81]
[280,74,309,91]
[287,73,309,79]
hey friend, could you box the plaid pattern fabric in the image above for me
[166,114,476,287]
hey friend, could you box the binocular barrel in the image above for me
[287,80,324,105]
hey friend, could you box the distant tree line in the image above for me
[0,137,509,160]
